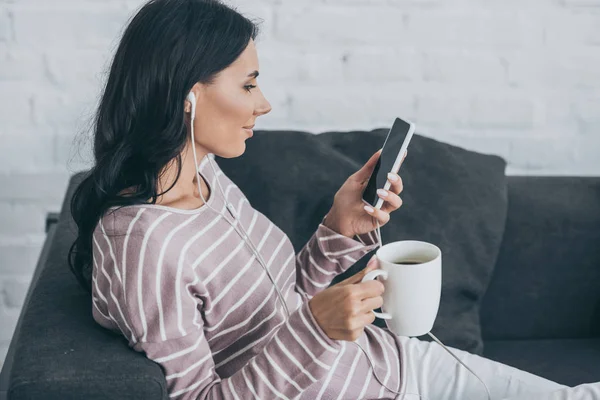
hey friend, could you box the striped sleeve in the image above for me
[294,215,380,298]
[122,236,343,400]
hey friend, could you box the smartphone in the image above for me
[362,117,416,209]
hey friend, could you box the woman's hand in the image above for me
[308,256,383,341]
[324,149,406,238]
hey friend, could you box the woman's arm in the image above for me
[294,215,379,299]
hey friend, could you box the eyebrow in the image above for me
[247,70,259,79]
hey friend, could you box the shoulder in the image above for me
[100,207,204,297]
[94,206,180,266]
[101,205,188,236]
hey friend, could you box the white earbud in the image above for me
[187,92,196,121]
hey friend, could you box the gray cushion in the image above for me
[219,128,508,355]
[481,176,600,341]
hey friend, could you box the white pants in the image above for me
[397,335,600,400]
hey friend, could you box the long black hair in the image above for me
[68,0,260,293]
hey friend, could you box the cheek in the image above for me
[203,90,254,138]
[226,94,254,123]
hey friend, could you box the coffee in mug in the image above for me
[389,259,422,265]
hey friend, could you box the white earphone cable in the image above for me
[204,156,292,319]
[187,93,291,319]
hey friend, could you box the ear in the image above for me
[185,94,194,113]
[185,84,202,113]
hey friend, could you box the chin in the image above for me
[214,143,246,159]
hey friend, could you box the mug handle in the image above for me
[361,269,392,320]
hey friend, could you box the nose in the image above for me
[254,90,272,117]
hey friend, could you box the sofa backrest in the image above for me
[481,176,600,341]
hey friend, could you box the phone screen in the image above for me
[362,117,413,207]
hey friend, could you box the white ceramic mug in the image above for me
[361,240,442,337]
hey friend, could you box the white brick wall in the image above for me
[0,0,599,369]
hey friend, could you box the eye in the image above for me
[244,84,257,93]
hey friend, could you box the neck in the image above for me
[157,141,209,204]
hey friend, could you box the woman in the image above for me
[69,0,600,399]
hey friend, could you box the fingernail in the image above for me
[377,189,388,197]
[364,205,374,213]
[387,173,399,182]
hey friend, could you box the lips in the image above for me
[243,124,255,129]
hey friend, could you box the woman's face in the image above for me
[188,39,271,158]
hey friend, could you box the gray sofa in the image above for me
[1,128,599,399]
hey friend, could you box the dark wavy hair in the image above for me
[68,0,260,293]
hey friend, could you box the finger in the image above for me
[383,150,406,194]
[386,173,404,195]
[359,311,376,328]
[376,189,403,213]
[358,260,378,280]
[361,295,384,313]
[355,279,385,299]
[337,263,378,286]
[353,148,382,183]
[363,204,391,226]
[366,255,378,269]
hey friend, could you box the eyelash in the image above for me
[244,84,257,92]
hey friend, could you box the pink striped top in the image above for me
[91,153,403,399]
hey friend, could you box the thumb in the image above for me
[336,255,379,287]
[353,148,382,182]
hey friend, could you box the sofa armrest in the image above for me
[0,222,58,400]
[3,173,166,400]
[45,212,60,234]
